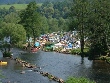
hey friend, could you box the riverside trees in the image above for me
[88,0,110,59]
[19,1,42,44]
[70,0,110,59]
[0,5,26,57]
[0,17,26,57]
[70,0,90,57]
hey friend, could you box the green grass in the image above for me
[71,48,90,56]
[0,4,27,10]
[66,77,95,83]
[0,3,42,10]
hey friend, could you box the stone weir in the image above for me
[10,57,65,83]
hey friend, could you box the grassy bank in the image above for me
[99,56,110,63]
[71,48,89,56]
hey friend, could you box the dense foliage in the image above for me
[0,22,26,45]
[19,1,42,43]
[0,0,65,4]
[88,0,110,59]
[0,0,72,34]
[70,0,90,57]
[70,0,110,59]
[66,77,95,83]
[37,0,73,33]
[0,5,26,47]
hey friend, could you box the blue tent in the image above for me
[68,43,73,48]
[34,42,40,47]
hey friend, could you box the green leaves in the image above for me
[88,0,110,56]
[4,12,20,23]
[66,77,95,83]
[70,0,90,55]
[0,22,26,45]
[70,0,110,57]
[19,1,42,44]
[19,1,42,37]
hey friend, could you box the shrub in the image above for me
[43,47,53,51]
[3,51,12,57]
[71,48,89,56]
[66,77,95,83]
[71,48,81,55]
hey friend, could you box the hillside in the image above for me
[0,3,42,10]
[0,4,27,10]
[0,0,64,4]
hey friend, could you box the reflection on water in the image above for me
[0,48,110,83]
[90,60,110,83]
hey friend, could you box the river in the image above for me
[0,48,110,83]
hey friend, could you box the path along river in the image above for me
[0,48,110,83]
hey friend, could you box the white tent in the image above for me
[76,41,80,45]
[54,42,64,48]
[55,42,64,46]
[76,41,80,48]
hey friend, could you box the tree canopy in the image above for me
[70,0,90,57]
[19,1,42,43]
[69,0,110,59]
[0,22,26,45]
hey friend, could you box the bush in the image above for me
[43,47,53,51]
[44,42,54,47]
[66,77,95,83]
[99,56,110,63]
[71,48,89,56]
[71,48,81,55]
[3,51,12,57]
[54,47,63,52]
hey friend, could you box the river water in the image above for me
[0,48,110,83]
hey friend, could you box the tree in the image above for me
[58,17,69,31]
[48,17,59,32]
[87,0,110,59]
[70,0,90,57]
[9,6,16,13]
[4,12,20,23]
[40,16,49,34]
[0,22,26,45]
[19,1,42,44]
[70,0,110,59]
[0,22,26,57]
[0,8,9,20]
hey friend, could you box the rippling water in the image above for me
[0,48,110,83]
